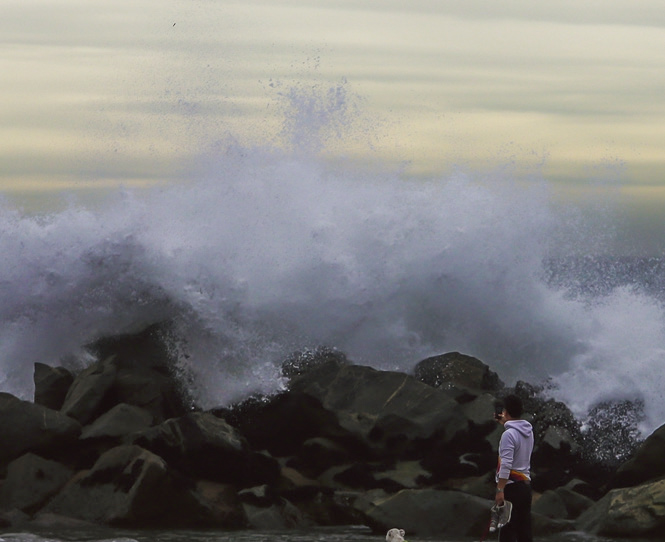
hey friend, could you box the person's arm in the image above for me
[495,478,508,504]
[496,430,515,504]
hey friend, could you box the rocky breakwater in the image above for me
[0,323,662,538]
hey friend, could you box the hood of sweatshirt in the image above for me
[504,419,533,438]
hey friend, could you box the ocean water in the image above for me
[1,81,665,443]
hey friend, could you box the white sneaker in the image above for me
[489,500,513,532]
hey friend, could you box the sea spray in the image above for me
[1,82,664,437]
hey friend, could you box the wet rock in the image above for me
[223,392,367,462]
[533,489,568,519]
[281,346,349,379]
[0,393,81,467]
[576,477,665,537]
[85,324,193,422]
[613,423,665,488]
[44,444,197,526]
[414,352,504,391]
[127,411,280,486]
[288,362,467,451]
[80,403,153,440]
[356,488,490,537]
[0,453,73,513]
[242,498,306,529]
[60,356,117,424]
[33,363,74,411]
[555,486,595,519]
[189,480,245,527]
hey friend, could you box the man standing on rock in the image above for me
[495,394,534,542]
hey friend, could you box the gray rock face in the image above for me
[289,362,465,444]
[44,445,179,525]
[413,352,504,391]
[128,411,279,486]
[576,478,665,537]
[0,393,81,466]
[0,453,73,513]
[60,356,117,424]
[33,363,74,411]
[356,488,490,537]
[80,403,153,440]
[613,423,665,488]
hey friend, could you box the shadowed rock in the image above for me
[414,352,504,391]
[355,488,490,537]
[576,478,665,537]
[80,403,153,440]
[0,393,81,467]
[0,453,73,513]
[33,363,74,411]
[60,356,117,424]
[44,445,194,526]
[127,411,280,486]
[612,423,665,488]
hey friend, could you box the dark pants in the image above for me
[499,482,532,542]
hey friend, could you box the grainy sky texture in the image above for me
[2,1,664,248]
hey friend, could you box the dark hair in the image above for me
[503,394,524,418]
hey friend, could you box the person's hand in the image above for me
[495,489,504,505]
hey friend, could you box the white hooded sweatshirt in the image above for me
[496,419,534,483]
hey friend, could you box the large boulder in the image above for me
[576,477,665,537]
[613,423,665,488]
[355,488,490,537]
[413,352,504,392]
[60,356,117,424]
[127,411,280,486]
[80,403,153,440]
[33,363,74,411]
[83,324,192,423]
[44,445,193,526]
[0,453,73,513]
[288,362,467,449]
[222,392,368,461]
[0,393,81,467]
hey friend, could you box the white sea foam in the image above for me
[1,82,664,434]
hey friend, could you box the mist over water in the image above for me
[2,82,665,436]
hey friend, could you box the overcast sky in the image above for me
[2,0,665,247]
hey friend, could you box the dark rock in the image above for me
[288,362,467,452]
[356,488,490,537]
[60,356,117,424]
[85,324,193,422]
[531,513,576,536]
[0,508,30,528]
[281,346,349,379]
[0,393,81,467]
[373,460,431,490]
[532,489,568,519]
[0,453,73,513]
[576,477,665,537]
[242,498,307,529]
[44,445,196,526]
[414,352,504,391]
[43,445,165,523]
[33,363,74,410]
[554,486,595,519]
[80,403,153,440]
[128,411,280,486]
[25,511,99,529]
[292,437,351,476]
[222,392,368,461]
[188,480,245,528]
[613,423,665,488]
